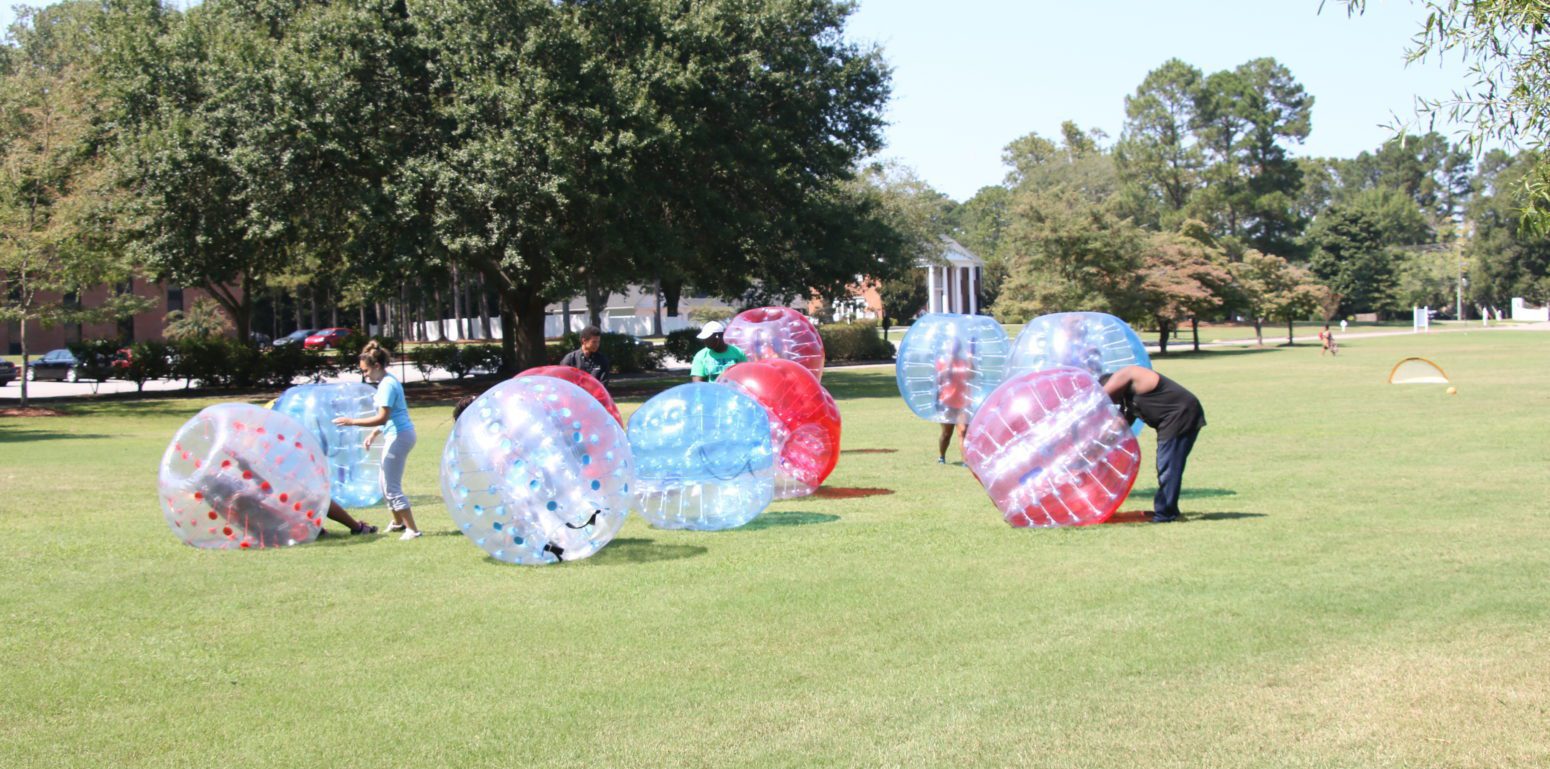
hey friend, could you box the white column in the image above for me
[969,266,978,315]
[927,266,938,313]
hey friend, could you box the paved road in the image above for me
[5,321,1542,401]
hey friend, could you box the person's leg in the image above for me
[325,500,375,534]
[955,423,968,462]
[1152,430,1198,522]
[380,430,421,537]
[938,423,953,462]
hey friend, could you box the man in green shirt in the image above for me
[689,321,747,382]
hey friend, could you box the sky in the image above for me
[2,1,1483,202]
[846,0,1483,201]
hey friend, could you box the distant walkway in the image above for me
[1160,320,1549,352]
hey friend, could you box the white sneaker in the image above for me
[399,530,422,541]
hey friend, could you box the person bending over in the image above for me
[1100,366,1206,523]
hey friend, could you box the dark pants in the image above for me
[1153,429,1200,522]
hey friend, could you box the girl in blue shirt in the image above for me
[333,341,422,540]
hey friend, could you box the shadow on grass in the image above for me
[1151,345,1287,359]
[0,426,111,443]
[840,448,898,455]
[1101,509,1265,525]
[307,529,387,547]
[1128,487,1238,500]
[737,511,840,531]
[811,486,893,500]
[572,537,707,565]
[818,369,903,400]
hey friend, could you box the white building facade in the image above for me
[921,236,985,315]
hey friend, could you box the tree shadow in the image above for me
[1127,487,1237,500]
[840,448,897,455]
[811,486,893,500]
[0,427,111,443]
[1151,346,1285,359]
[737,511,840,531]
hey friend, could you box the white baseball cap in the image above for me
[696,321,726,339]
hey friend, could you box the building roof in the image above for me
[915,235,985,269]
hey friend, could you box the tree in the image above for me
[1307,207,1399,316]
[1137,222,1231,354]
[1334,1,1550,226]
[1465,150,1550,309]
[1116,58,1204,225]
[1232,250,1331,345]
[0,2,149,406]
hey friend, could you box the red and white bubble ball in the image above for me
[719,358,842,499]
[722,306,826,381]
[158,403,333,549]
[963,367,1140,527]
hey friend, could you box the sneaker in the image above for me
[352,522,378,535]
[936,456,946,464]
[386,522,405,532]
[1150,514,1181,524]
[399,529,422,541]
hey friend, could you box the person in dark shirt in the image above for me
[560,326,610,385]
[1100,366,1207,523]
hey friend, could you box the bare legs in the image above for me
[938,422,966,463]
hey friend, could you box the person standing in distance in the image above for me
[1100,366,1206,523]
[689,321,746,382]
[560,325,611,385]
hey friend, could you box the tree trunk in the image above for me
[1156,318,1170,355]
[585,276,606,329]
[18,318,29,408]
[450,266,465,341]
[652,276,663,337]
[561,299,573,337]
[477,276,492,340]
[661,277,683,317]
[1286,316,1294,346]
[359,304,368,336]
[309,288,319,330]
[1253,317,1263,347]
[1191,317,1200,352]
[507,286,548,371]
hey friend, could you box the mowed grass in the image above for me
[2,329,1547,768]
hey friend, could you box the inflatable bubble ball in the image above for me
[963,367,1140,527]
[441,376,632,565]
[723,306,826,381]
[719,358,842,499]
[1008,312,1150,435]
[158,403,332,549]
[272,382,384,508]
[515,365,623,427]
[628,382,775,530]
[895,313,1011,424]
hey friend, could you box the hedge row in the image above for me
[66,336,403,392]
[661,321,895,366]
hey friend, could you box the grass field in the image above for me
[2,329,1547,768]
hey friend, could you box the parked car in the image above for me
[250,331,274,348]
[302,327,352,350]
[273,329,316,347]
[0,359,16,386]
[27,349,80,382]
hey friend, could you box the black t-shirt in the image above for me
[1120,373,1205,442]
[560,349,610,385]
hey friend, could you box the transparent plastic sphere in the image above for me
[964,367,1141,527]
[627,382,775,530]
[271,382,384,508]
[895,313,1011,424]
[515,365,623,427]
[719,358,842,499]
[440,376,631,565]
[1008,312,1151,435]
[158,403,332,549]
[722,306,826,380]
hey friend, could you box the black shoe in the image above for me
[1150,514,1181,524]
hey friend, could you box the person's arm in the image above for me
[560,350,580,368]
[595,353,610,384]
[1101,367,1138,402]
[336,406,390,428]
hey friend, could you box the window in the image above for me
[167,287,184,314]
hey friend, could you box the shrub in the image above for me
[260,343,334,389]
[412,343,459,379]
[663,328,702,363]
[171,337,235,387]
[818,321,894,362]
[689,306,733,324]
[66,339,121,383]
[163,298,233,340]
[121,341,173,392]
[336,333,399,367]
[458,344,504,377]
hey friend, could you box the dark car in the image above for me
[0,359,16,386]
[303,328,352,350]
[273,329,316,348]
[28,349,80,382]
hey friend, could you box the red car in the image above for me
[302,328,352,350]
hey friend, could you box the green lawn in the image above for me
[3,330,1547,768]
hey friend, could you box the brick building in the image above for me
[1,278,228,356]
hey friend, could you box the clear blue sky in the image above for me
[847,0,1482,201]
[3,1,1479,202]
